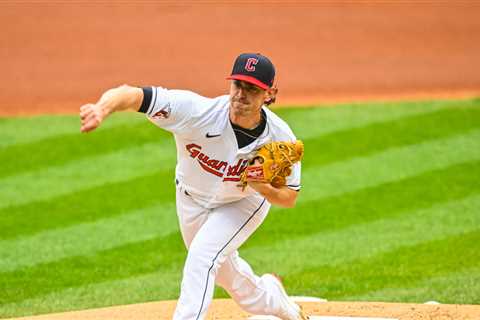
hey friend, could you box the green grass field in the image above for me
[1,98,479,317]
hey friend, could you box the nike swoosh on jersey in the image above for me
[206,133,221,138]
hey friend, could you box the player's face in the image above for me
[229,80,267,116]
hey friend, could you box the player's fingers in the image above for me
[81,124,94,133]
[81,120,98,133]
[82,110,104,129]
[81,125,95,133]
[79,103,94,113]
[80,118,100,133]
[81,111,99,125]
[80,104,97,119]
[80,108,93,119]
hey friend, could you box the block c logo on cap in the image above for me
[245,58,258,72]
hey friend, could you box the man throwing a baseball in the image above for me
[80,53,306,320]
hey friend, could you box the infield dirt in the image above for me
[1,2,480,116]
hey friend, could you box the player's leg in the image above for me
[172,182,211,319]
[174,182,209,249]
[173,195,270,320]
[215,251,305,320]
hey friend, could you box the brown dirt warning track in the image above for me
[1,2,480,116]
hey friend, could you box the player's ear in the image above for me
[264,86,278,106]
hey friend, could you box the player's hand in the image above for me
[80,103,106,133]
[244,158,272,194]
[247,180,273,194]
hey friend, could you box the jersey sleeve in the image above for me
[286,161,301,191]
[138,86,205,135]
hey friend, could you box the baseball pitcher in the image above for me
[79,53,306,320]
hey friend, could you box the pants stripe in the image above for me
[194,198,266,320]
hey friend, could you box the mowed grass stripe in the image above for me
[3,160,477,279]
[246,160,480,247]
[299,128,480,202]
[0,204,178,272]
[0,100,479,315]
[1,128,478,240]
[0,124,480,218]
[0,122,170,179]
[3,193,478,307]
[0,232,186,305]
[348,267,480,304]
[1,98,472,149]
[301,106,480,168]
[5,159,477,274]
[0,269,182,318]
[0,171,176,240]
[0,113,146,149]
[276,98,480,139]
[286,230,480,303]
[1,106,477,212]
[0,141,176,210]
[16,267,478,320]
[2,99,477,180]
[241,194,480,280]
[2,101,476,179]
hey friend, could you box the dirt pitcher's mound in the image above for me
[7,299,480,320]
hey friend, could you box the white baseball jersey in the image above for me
[144,86,301,208]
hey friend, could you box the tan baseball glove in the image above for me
[239,140,304,190]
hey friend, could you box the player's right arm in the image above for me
[80,85,143,133]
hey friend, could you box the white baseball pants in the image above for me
[172,182,294,320]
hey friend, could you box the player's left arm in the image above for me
[247,182,298,208]
[246,142,302,208]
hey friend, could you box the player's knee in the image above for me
[185,246,224,275]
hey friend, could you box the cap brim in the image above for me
[226,74,269,90]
